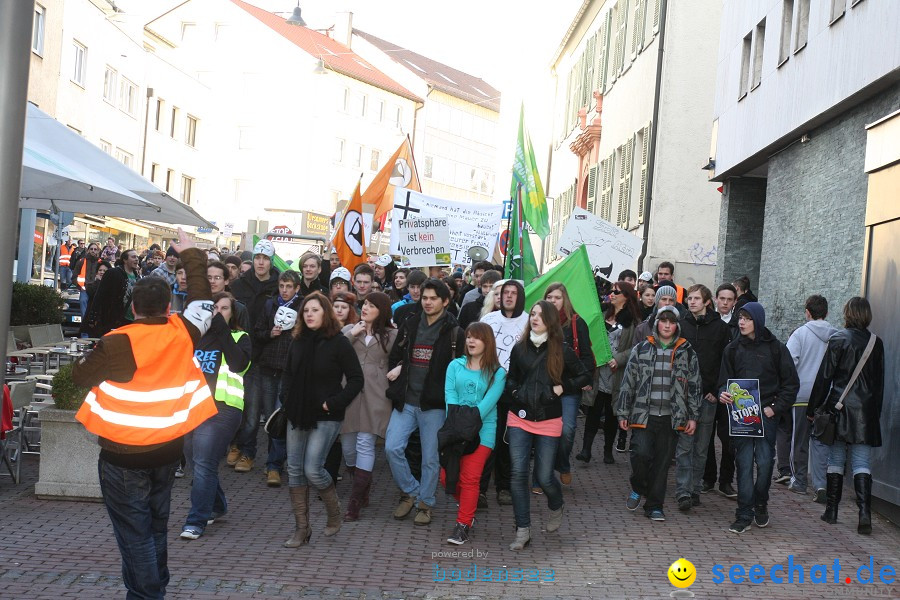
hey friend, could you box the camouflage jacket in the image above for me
[615,336,702,431]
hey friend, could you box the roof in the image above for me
[354,29,500,113]
[229,0,422,103]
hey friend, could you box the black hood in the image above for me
[501,280,526,318]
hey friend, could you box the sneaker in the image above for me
[393,494,415,519]
[266,470,282,487]
[447,522,470,545]
[206,511,225,526]
[180,527,202,540]
[701,481,714,494]
[729,519,752,534]
[234,456,253,473]
[774,473,791,485]
[477,493,488,509]
[226,445,241,466]
[626,491,641,511]
[531,486,543,495]
[788,481,807,495]
[754,505,769,528]
[691,493,701,507]
[496,490,513,506]
[413,502,432,526]
[560,473,572,486]
[615,435,627,453]
[813,488,827,504]
[648,509,666,521]
[719,483,737,498]
[174,466,185,479]
[677,496,692,512]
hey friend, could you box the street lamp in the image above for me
[286,3,307,27]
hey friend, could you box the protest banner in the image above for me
[389,189,504,266]
[393,217,451,267]
[556,208,643,281]
[726,379,764,437]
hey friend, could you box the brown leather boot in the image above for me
[283,486,311,547]
[344,468,372,522]
[320,483,342,536]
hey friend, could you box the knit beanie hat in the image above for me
[655,285,677,305]
[166,246,179,258]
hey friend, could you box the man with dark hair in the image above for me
[392,269,427,326]
[715,284,738,331]
[732,275,757,313]
[353,264,376,306]
[385,278,464,526]
[223,255,242,283]
[150,247,179,287]
[298,252,325,297]
[460,260,495,307]
[618,270,637,286]
[73,241,102,316]
[73,229,214,600]
[120,249,142,322]
[655,261,685,305]
[785,295,836,500]
[457,269,502,330]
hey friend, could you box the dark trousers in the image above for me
[480,406,511,494]
[579,391,616,455]
[775,408,793,476]
[704,402,735,485]
[733,412,777,521]
[629,415,676,512]
[324,441,343,483]
[98,458,178,600]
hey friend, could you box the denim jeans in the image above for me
[385,404,445,508]
[809,436,830,491]
[79,290,90,317]
[98,457,177,600]
[629,415,676,512]
[675,399,717,498]
[183,403,242,532]
[704,402,735,485]
[508,425,563,529]
[554,394,580,475]
[733,411,777,521]
[235,366,262,458]
[258,369,286,471]
[827,441,872,476]
[286,420,342,489]
[60,266,72,286]
[341,431,377,472]
[789,406,811,490]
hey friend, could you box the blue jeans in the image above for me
[98,457,177,600]
[554,394,579,475]
[826,441,872,476]
[809,436,830,491]
[733,411,777,521]
[509,425,563,528]
[385,404,445,508]
[184,403,242,532]
[675,399,717,498]
[60,266,72,286]
[258,369,286,471]
[79,290,89,317]
[236,367,283,461]
[286,420,342,489]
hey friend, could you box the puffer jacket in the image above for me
[616,335,702,431]
[506,338,591,423]
[717,326,799,415]
[806,328,884,447]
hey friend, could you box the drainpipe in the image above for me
[410,86,432,152]
[637,0,668,273]
[140,87,153,176]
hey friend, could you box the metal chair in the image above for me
[1,381,37,484]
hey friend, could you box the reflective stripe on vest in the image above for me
[59,244,71,267]
[76,259,89,288]
[214,331,249,411]
[76,315,217,446]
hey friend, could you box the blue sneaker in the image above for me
[626,491,641,511]
[180,526,202,540]
[649,509,666,521]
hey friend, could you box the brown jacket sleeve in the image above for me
[72,334,137,387]
[176,247,213,346]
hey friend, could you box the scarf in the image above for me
[277,293,298,307]
[284,329,323,431]
[529,330,548,347]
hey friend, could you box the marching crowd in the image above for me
[69,234,885,599]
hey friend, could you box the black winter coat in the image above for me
[679,310,731,396]
[506,339,591,422]
[562,315,596,375]
[438,404,483,494]
[228,268,279,341]
[253,296,302,372]
[806,328,884,446]
[718,327,799,415]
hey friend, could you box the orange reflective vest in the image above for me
[59,243,72,267]
[76,315,216,446]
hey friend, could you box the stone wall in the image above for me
[715,177,766,290]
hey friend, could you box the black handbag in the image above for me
[811,333,876,446]
[264,407,288,440]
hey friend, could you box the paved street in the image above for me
[1,425,898,599]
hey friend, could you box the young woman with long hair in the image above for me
[505,301,590,550]
[331,291,359,328]
[280,292,363,547]
[440,322,507,545]
[638,284,656,320]
[387,268,409,303]
[543,283,595,486]
[340,292,397,522]
[180,292,251,539]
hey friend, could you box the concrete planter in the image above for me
[35,408,102,501]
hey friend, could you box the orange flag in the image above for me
[331,182,367,273]
[362,136,421,223]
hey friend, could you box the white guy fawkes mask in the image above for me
[274,306,298,330]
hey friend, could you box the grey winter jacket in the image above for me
[786,319,837,406]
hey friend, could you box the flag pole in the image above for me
[503,186,515,276]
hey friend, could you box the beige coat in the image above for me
[340,325,397,438]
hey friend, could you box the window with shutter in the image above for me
[597,11,610,94]
[609,5,620,84]
[583,35,596,108]
[638,125,651,224]
[623,137,635,228]
[617,0,630,72]
[631,0,643,58]
[600,152,615,222]
[572,55,583,130]
[653,0,661,31]
[586,163,599,214]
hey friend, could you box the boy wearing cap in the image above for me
[330,267,352,295]
[632,285,686,344]
[719,302,799,533]
[616,306,701,521]
[149,246,179,287]
[373,254,394,289]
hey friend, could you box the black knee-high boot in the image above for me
[854,473,872,535]
[821,472,843,524]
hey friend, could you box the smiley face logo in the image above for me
[668,558,696,588]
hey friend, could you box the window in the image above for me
[637,124,651,224]
[334,138,344,162]
[342,88,350,112]
[424,155,434,178]
[118,78,138,116]
[616,137,634,228]
[738,32,752,99]
[378,100,385,122]
[631,0,645,59]
[103,67,117,103]
[72,42,87,87]
[185,115,198,147]
[830,0,846,23]
[150,163,159,183]
[32,5,45,55]
[751,19,766,90]
[358,94,367,117]
[778,0,793,66]
[114,148,133,169]
[165,169,174,193]
[794,0,810,51]
[353,145,362,168]
[181,22,196,42]
[154,98,164,131]
[180,175,194,205]
[395,106,402,128]
[170,107,179,138]
[99,140,112,155]
[370,149,380,171]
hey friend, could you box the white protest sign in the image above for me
[481,312,527,371]
[394,217,451,267]
[222,222,234,237]
[389,189,504,266]
[557,208,643,281]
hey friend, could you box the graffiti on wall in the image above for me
[689,243,717,266]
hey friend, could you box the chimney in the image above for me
[334,11,352,47]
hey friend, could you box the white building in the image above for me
[546,0,723,286]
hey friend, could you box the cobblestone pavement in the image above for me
[1,425,898,599]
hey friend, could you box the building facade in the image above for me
[545,0,723,286]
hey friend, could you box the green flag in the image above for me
[505,186,540,282]
[252,234,295,273]
[524,246,612,365]
[511,104,549,239]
